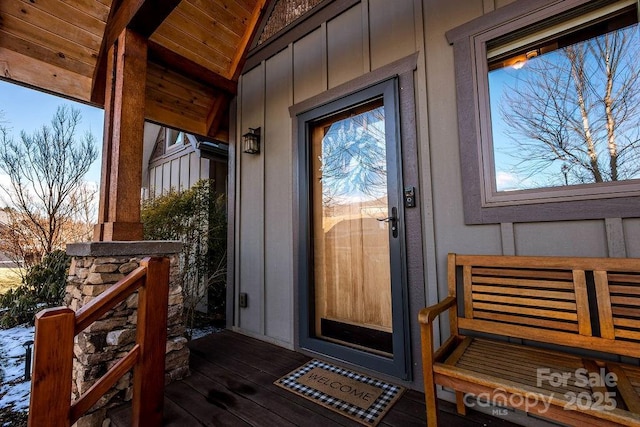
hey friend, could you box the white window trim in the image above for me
[165,128,184,152]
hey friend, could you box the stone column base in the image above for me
[65,241,188,427]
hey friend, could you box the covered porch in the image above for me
[109,330,519,427]
[6,0,640,426]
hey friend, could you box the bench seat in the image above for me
[608,363,640,414]
[419,254,640,426]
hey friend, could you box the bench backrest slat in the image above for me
[450,254,640,359]
[595,269,640,346]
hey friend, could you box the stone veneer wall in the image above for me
[65,242,188,427]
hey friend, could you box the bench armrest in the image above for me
[418,296,456,324]
[419,296,457,426]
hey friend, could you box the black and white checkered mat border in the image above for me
[275,359,405,426]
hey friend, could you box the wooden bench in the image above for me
[419,253,640,426]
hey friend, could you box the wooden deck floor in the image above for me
[110,330,521,426]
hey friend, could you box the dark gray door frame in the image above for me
[290,53,424,382]
[296,78,410,379]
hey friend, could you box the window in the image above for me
[447,0,640,223]
[165,128,184,151]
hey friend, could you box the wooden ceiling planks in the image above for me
[0,0,271,141]
[150,26,231,77]
[146,52,234,139]
[0,47,92,102]
[193,0,251,37]
[71,0,112,22]
[146,41,237,95]
[145,99,209,137]
[146,69,214,112]
[161,3,239,62]
[0,1,100,69]
[151,0,254,78]
[0,31,95,79]
[0,0,102,102]
[147,63,214,120]
[234,0,257,14]
[19,0,107,40]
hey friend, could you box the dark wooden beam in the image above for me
[205,93,230,138]
[124,1,183,39]
[90,0,122,106]
[147,41,237,96]
[229,0,274,81]
[91,0,182,104]
[94,28,147,241]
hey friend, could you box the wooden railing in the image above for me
[28,257,170,427]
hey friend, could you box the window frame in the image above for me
[165,128,184,152]
[446,0,640,224]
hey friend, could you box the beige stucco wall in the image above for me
[234,0,640,389]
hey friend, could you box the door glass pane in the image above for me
[310,99,392,356]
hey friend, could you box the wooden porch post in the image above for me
[94,28,147,242]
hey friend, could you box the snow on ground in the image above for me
[0,322,219,419]
[0,325,33,413]
[190,325,223,340]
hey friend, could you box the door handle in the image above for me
[377,207,398,238]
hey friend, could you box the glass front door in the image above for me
[298,78,409,379]
[311,100,394,356]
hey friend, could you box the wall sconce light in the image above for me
[243,127,261,154]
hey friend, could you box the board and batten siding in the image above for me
[147,149,210,197]
[236,0,419,348]
[424,0,640,349]
[234,0,640,386]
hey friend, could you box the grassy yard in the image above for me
[0,268,22,295]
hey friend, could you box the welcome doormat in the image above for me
[274,359,405,426]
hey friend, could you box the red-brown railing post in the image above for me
[28,255,172,426]
[131,257,170,426]
[28,307,75,427]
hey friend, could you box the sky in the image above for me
[487,22,640,192]
[0,80,104,185]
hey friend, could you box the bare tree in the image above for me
[0,105,98,268]
[319,107,387,207]
[497,24,640,187]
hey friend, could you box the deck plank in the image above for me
[165,381,252,426]
[109,330,524,426]
[109,396,209,426]
[190,353,363,426]
[180,370,299,427]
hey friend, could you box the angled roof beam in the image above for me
[205,93,230,139]
[91,0,182,104]
[229,0,273,81]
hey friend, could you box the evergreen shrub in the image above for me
[0,250,70,328]
[141,179,227,337]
